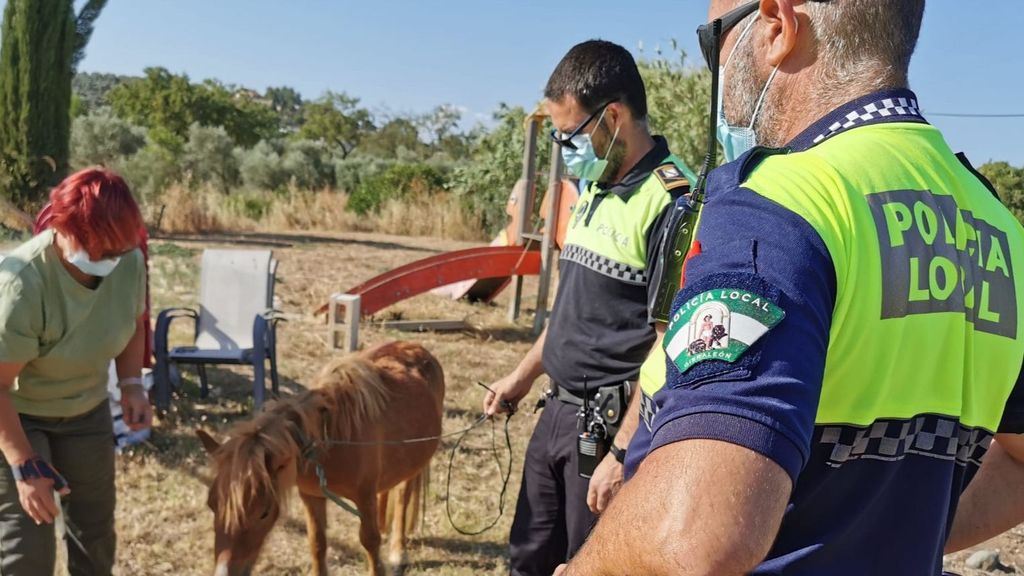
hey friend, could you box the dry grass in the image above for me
[372,192,484,242]
[152,186,487,242]
[262,188,362,232]
[153,185,224,234]
[116,230,545,574]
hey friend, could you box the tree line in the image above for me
[61,48,718,235]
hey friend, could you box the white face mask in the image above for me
[66,249,121,277]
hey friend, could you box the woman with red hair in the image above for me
[0,168,152,573]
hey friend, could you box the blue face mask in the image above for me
[716,17,781,163]
[561,109,620,182]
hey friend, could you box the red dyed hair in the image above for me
[47,168,143,259]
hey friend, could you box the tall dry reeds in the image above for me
[154,184,223,234]
[372,191,484,241]
[149,185,487,242]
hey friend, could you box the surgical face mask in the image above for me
[716,16,781,162]
[561,109,621,182]
[66,249,121,277]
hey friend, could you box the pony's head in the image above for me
[198,397,319,576]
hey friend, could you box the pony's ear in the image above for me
[196,428,222,455]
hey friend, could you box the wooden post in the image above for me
[508,114,540,322]
[533,144,563,335]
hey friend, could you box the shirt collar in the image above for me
[787,88,929,152]
[593,136,671,201]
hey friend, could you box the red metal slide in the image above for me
[342,245,541,317]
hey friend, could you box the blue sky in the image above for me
[50,2,1024,164]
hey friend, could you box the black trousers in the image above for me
[0,402,116,575]
[509,398,595,576]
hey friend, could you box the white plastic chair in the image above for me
[152,249,281,410]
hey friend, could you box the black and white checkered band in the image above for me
[561,244,647,285]
[812,96,923,145]
[639,390,657,431]
[817,414,992,469]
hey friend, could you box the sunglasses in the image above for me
[697,0,831,71]
[696,1,759,71]
[549,99,617,150]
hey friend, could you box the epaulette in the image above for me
[654,163,691,195]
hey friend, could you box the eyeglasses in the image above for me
[696,1,759,71]
[549,99,617,150]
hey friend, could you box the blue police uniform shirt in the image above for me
[624,89,1024,576]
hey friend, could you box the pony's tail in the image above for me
[385,465,430,568]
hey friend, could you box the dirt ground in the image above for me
[20,228,1022,575]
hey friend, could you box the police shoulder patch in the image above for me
[665,287,786,374]
[654,163,690,193]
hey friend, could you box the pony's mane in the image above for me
[211,354,391,533]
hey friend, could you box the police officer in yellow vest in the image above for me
[559,2,1024,575]
[482,39,695,576]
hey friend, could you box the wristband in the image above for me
[117,377,144,389]
[609,443,627,464]
[11,456,67,491]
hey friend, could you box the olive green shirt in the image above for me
[0,230,145,417]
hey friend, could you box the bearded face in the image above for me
[592,119,628,186]
[722,16,788,148]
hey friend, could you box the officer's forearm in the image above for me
[946,434,1024,553]
[614,324,666,448]
[565,438,790,576]
[613,383,641,448]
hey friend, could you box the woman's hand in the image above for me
[17,475,68,524]
[13,457,70,525]
[120,384,153,431]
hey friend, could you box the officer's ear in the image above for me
[758,0,801,68]
[604,101,632,133]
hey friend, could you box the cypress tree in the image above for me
[0,0,75,207]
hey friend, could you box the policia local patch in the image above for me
[867,189,1017,338]
[665,288,786,373]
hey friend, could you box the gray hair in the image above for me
[806,0,926,92]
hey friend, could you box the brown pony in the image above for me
[197,341,445,576]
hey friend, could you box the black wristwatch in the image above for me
[609,443,627,464]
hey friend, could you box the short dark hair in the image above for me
[544,40,648,120]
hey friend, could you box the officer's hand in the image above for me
[482,372,531,416]
[553,564,568,576]
[587,450,624,514]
